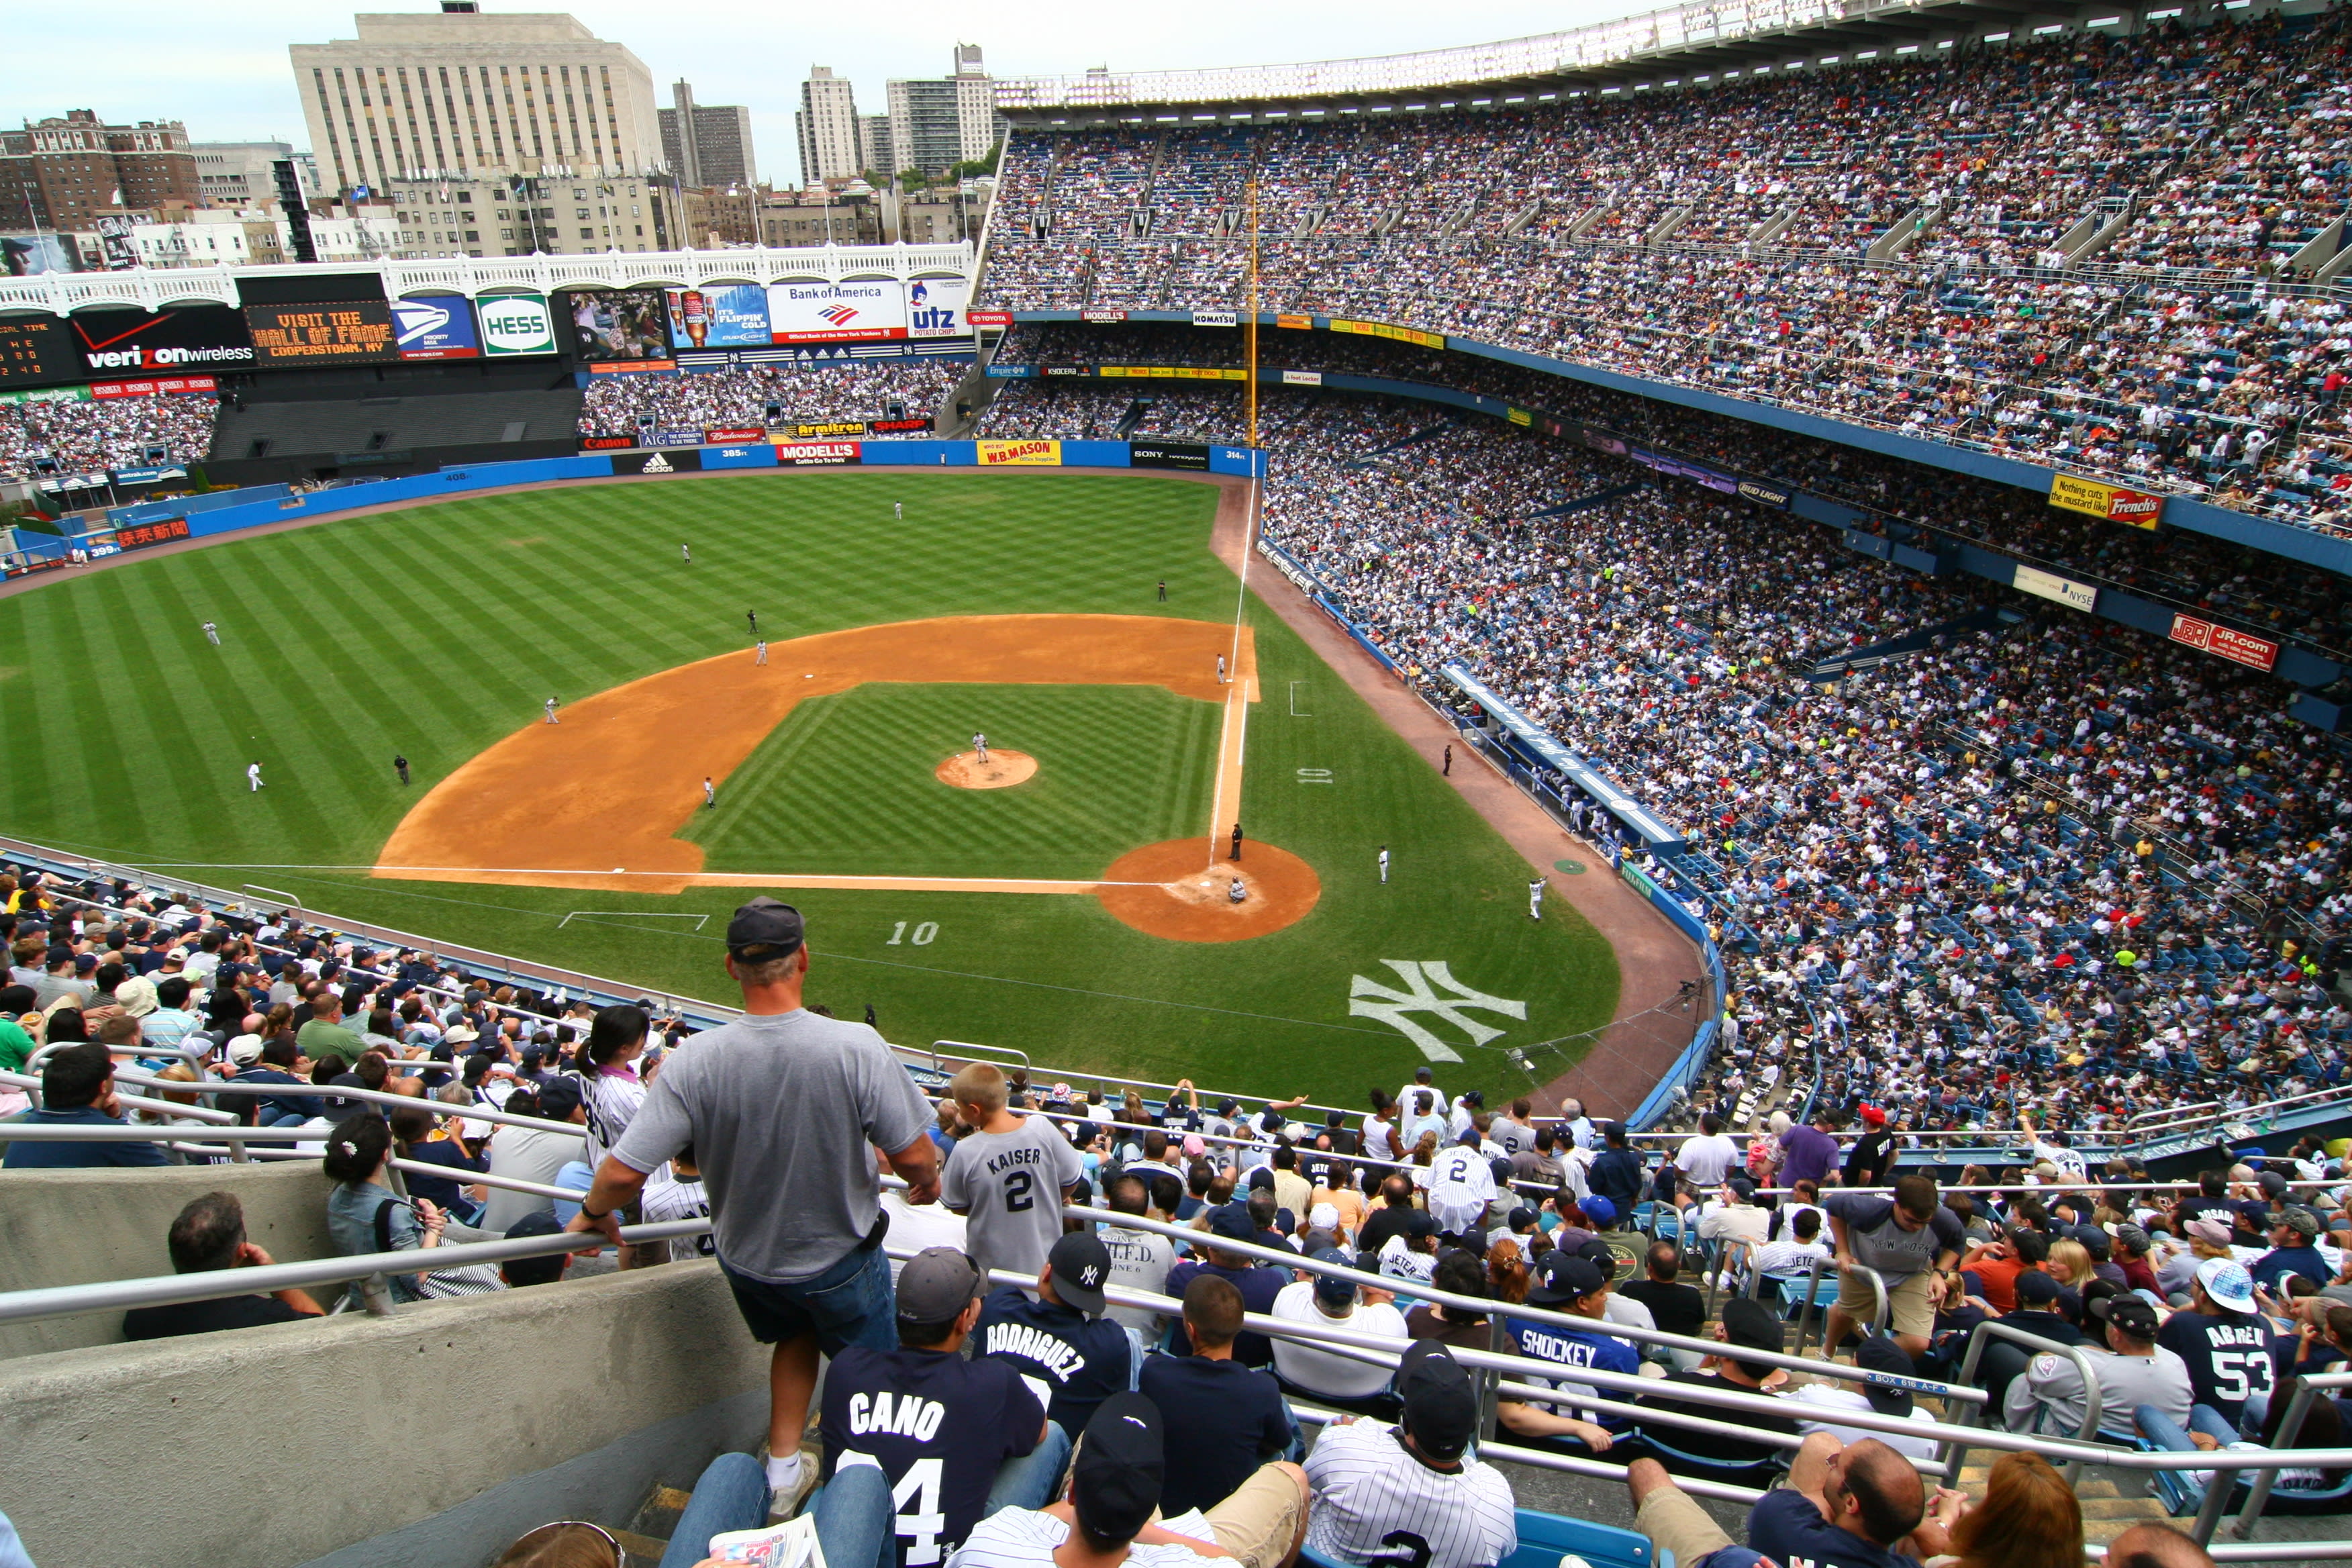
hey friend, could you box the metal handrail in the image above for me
[1790,1255,1886,1359]
[2126,1083,2352,1138]
[0,1068,239,1125]
[2232,1369,2352,1539]
[22,1040,209,1077]
[110,1069,591,1140]
[1945,1318,2108,1487]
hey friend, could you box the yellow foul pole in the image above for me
[1246,178,1259,449]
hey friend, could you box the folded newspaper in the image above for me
[705,1512,827,1568]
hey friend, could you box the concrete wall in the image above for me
[0,1161,338,1361]
[0,1261,767,1567]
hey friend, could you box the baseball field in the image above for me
[0,469,1621,1106]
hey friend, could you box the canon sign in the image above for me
[70,307,255,375]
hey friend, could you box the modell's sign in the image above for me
[772,441,861,466]
[1079,308,1127,324]
[2169,613,2279,673]
[2049,473,2165,529]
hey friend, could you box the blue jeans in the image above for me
[984,1418,1075,1516]
[660,1453,895,1568]
[2137,1402,2242,1453]
[721,1242,897,1356]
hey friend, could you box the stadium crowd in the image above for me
[0,393,217,483]
[979,11,2352,530]
[3,869,2330,1563]
[577,360,965,439]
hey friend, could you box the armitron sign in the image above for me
[2049,473,2165,529]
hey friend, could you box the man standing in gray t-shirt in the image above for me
[941,1061,1083,1285]
[568,897,940,1514]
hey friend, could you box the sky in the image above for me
[0,0,1645,186]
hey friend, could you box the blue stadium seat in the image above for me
[1297,1508,1659,1568]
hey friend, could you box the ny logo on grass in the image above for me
[1348,961,1528,1063]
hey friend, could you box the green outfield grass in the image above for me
[0,470,1620,1105]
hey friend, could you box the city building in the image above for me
[884,180,990,244]
[859,114,894,181]
[759,187,880,248]
[681,184,759,248]
[660,79,756,190]
[0,111,200,232]
[795,68,861,187]
[290,6,664,199]
[191,141,318,213]
[380,170,675,257]
[886,44,1002,179]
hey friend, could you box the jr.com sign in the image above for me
[766,280,906,344]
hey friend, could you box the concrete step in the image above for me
[2077,1495,2170,1521]
[2084,1508,2176,1547]
[617,1528,671,1567]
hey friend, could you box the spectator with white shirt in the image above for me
[1269,1246,1411,1410]
[1675,1114,1739,1193]
[1786,1334,1944,1461]
[1754,1206,1836,1278]
[1099,1173,1177,1340]
[1303,1342,1517,1568]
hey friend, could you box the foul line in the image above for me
[1206,470,1261,867]
[119,859,1167,893]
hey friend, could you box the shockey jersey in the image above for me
[1503,1315,1642,1429]
[1303,1418,1517,1568]
[2157,1310,2289,1428]
[821,1344,1045,1567]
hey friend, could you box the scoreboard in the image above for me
[242,301,397,365]
[0,318,80,387]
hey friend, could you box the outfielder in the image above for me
[681,542,692,564]
[544,697,560,724]
[246,762,264,793]
[746,609,758,635]
[201,621,219,645]
[1528,878,1545,920]
[394,754,409,785]
[754,638,768,665]
[972,731,989,765]
[1378,845,1389,883]
[894,501,903,520]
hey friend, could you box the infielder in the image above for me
[754,639,768,665]
[246,762,264,793]
[972,731,989,766]
[393,754,409,786]
[703,777,716,810]
[201,621,219,645]
[1216,653,1228,684]
[746,609,758,635]
[1157,580,1167,601]
[1378,845,1389,883]
[544,697,560,724]
[1528,878,1545,920]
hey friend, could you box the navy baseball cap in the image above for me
[1528,1250,1607,1305]
[1048,1232,1112,1316]
[1071,1393,1163,1543]
[1310,1246,1358,1308]
[726,897,805,961]
[1206,1204,1257,1242]
[2016,1269,2063,1306]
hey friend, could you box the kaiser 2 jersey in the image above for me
[821,1343,1046,1567]
[943,1118,1085,1283]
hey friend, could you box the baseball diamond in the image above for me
[0,467,1648,1106]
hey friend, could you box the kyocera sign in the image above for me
[477,293,557,356]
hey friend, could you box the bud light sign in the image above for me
[905,276,971,340]
[477,293,558,357]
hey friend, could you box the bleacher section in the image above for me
[205,372,583,486]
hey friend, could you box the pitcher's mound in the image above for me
[1097,839,1321,942]
[937,750,1037,789]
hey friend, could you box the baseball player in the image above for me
[393,754,409,786]
[1216,653,1228,685]
[1443,743,1453,776]
[1230,822,1244,863]
[754,638,768,665]
[681,542,692,564]
[201,621,219,645]
[893,501,903,520]
[1378,845,1390,883]
[1228,877,1246,904]
[703,777,716,810]
[972,731,989,766]
[1528,878,1545,920]
[246,762,264,793]
[1157,579,1167,601]
[544,697,559,724]
[746,609,758,636]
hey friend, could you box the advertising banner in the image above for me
[1100,365,1246,381]
[1281,370,1323,387]
[1506,407,1532,427]
[967,309,1014,328]
[766,279,907,343]
[1328,318,1444,350]
[109,465,188,485]
[586,360,678,376]
[1581,430,1627,458]
[1042,364,1088,377]
[985,364,1035,379]
[578,435,633,451]
[703,426,767,443]
[0,317,81,388]
[1736,479,1792,509]
[1627,447,1738,495]
[648,427,702,447]
[479,293,559,357]
[610,448,701,475]
[2169,613,2279,672]
[869,416,934,435]
[245,301,398,365]
[773,440,862,467]
[1275,315,1313,330]
[1129,440,1211,471]
[700,444,777,470]
[565,288,671,360]
[976,439,1062,467]
[70,307,255,375]
[1191,310,1238,328]
[791,420,869,439]
[906,276,971,340]
[2049,472,2165,528]
[391,296,481,360]
[2012,563,2098,613]
[111,516,191,549]
[0,384,89,405]
[1079,308,1127,324]
[664,285,771,350]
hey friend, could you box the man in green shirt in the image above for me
[296,989,364,1069]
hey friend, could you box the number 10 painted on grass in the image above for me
[887,921,939,945]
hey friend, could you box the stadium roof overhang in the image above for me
[994,0,2112,122]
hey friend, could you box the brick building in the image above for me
[0,110,199,232]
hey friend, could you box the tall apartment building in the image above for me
[290,7,663,199]
[660,79,756,189]
[859,115,894,181]
[0,111,200,232]
[381,169,674,257]
[794,68,861,187]
[885,44,1002,179]
[191,141,317,212]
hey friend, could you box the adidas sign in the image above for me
[642,453,673,474]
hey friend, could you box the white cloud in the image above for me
[0,0,1643,185]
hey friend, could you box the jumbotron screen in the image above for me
[242,301,398,365]
[0,317,84,387]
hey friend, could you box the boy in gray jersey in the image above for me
[942,1062,1083,1287]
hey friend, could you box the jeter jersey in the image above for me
[942,1120,1083,1284]
[1303,1420,1517,1568]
